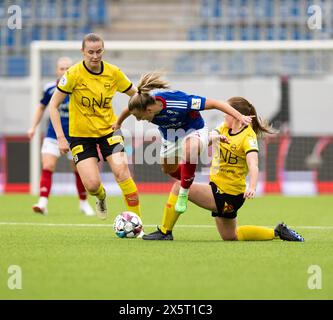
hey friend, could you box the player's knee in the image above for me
[221,232,238,241]
[84,179,101,194]
[113,167,130,182]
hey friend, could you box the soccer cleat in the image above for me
[137,229,145,239]
[175,193,188,214]
[95,198,108,220]
[142,227,173,240]
[32,204,48,215]
[80,201,95,216]
[274,222,304,242]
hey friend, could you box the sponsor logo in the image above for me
[167,110,179,115]
[191,98,201,110]
[248,137,258,149]
[223,203,234,213]
[59,75,67,86]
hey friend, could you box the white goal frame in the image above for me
[30,40,333,194]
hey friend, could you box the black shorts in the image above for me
[70,130,125,164]
[210,182,245,219]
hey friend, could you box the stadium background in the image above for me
[0,0,332,196]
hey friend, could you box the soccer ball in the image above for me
[113,211,143,238]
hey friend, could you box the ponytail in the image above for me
[128,71,170,112]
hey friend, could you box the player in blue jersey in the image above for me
[28,57,94,216]
[114,71,253,214]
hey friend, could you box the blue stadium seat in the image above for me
[0,1,5,19]
[292,26,301,40]
[88,0,107,24]
[226,25,235,41]
[214,26,224,40]
[213,0,222,17]
[7,56,28,76]
[32,26,41,41]
[264,0,274,17]
[6,30,15,47]
[291,0,300,17]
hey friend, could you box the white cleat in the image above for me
[32,204,48,215]
[80,201,95,216]
[96,198,108,220]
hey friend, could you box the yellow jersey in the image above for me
[57,61,132,137]
[210,123,259,195]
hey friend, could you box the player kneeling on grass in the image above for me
[143,97,304,242]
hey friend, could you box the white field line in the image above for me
[0,222,332,230]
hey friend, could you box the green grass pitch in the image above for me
[0,194,332,300]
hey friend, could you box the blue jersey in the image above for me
[152,90,206,141]
[40,81,70,140]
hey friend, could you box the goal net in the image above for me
[30,40,333,196]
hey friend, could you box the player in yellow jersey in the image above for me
[48,33,142,221]
[143,97,304,242]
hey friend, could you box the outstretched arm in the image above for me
[49,88,68,154]
[244,151,259,199]
[205,99,253,126]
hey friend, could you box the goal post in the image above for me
[30,40,333,195]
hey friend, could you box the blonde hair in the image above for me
[227,97,276,137]
[128,71,170,112]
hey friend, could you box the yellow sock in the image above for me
[160,192,179,234]
[237,225,275,241]
[118,178,141,217]
[89,183,106,200]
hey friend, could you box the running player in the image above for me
[28,57,94,216]
[48,33,141,220]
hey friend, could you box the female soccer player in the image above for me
[113,71,253,214]
[28,57,94,216]
[48,33,141,220]
[142,96,304,242]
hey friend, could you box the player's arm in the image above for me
[49,88,69,154]
[204,99,252,126]
[244,151,259,199]
[112,85,138,131]
[27,103,46,139]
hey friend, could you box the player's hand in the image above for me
[219,135,230,144]
[27,128,35,139]
[244,188,256,199]
[111,122,121,131]
[209,132,230,145]
[57,136,69,154]
[239,115,254,126]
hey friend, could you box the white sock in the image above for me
[79,199,89,207]
[179,187,189,196]
[38,197,48,208]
